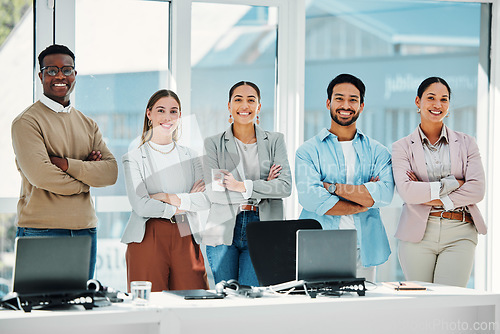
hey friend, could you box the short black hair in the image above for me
[38,44,75,69]
[327,74,365,104]
[417,77,451,99]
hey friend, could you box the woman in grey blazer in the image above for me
[203,81,292,286]
[121,90,210,292]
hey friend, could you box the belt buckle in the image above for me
[240,204,256,212]
[440,211,446,219]
[462,211,465,222]
[173,214,187,224]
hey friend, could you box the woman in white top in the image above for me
[203,81,292,286]
[121,89,210,292]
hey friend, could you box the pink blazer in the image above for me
[392,126,486,242]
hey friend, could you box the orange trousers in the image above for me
[126,218,209,292]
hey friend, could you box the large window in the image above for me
[190,3,278,139]
[2,0,498,293]
[304,0,482,143]
[0,0,33,295]
[74,0,171,290]
[0,0,171,293]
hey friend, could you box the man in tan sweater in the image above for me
[11,44,118,279]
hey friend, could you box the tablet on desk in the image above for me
[163,289,224,300]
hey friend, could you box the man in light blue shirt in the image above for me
[296,74,394,281]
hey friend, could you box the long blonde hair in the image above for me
[140,89,182,146]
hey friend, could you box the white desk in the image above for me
[0,302,162,334]
[1,283,499,334]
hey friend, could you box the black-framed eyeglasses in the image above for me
[40,66,75,77]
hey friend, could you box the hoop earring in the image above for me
[256,115,260,125]
[148,119,152,127]
[446,111,450,118]
[228,115,233,124]
[417,108,421,113]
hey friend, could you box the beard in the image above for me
[330,108,360,127]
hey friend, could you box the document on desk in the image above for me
[382,282,427,291]
[163,289,224,300]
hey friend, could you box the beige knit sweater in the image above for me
[11,101,118,229]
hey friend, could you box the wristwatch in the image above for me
[327,183,337,195]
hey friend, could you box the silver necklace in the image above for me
[239,137,256,151]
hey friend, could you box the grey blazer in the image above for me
[202,125,292,245]
[121,143,209,244]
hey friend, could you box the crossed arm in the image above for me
[405,170,464,206]
[220,134,291,199]
[390,140,478,209]
[47,128,118,188]
[12,118,117,195]
[203,135,290,205]
[322,177,379,215]
[214,164,282,193]
[145,152,211,215]
[50,150,103,171]
[150,179,205,215]
[295,142,394,217]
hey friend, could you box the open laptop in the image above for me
[269,229,358,291]
[11,236,91,295]
[296,229,357,281]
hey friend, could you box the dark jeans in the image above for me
[16,227,97,279]
[206,211,260,287]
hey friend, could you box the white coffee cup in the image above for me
[212,169,227,192]
[130,281,152,306]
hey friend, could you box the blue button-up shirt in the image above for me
[295,128,394,267]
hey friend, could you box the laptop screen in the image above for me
[12,236,91,294]
[296,229,357,281]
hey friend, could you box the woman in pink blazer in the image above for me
[392,77,486,287]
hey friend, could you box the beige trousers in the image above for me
[398,216,477,287]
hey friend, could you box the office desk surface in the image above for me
[1,283,499,334]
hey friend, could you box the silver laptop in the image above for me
[269,229,357,291]
[12,236,91,295]
[296,229,357,281]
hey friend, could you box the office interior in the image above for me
[0,0,500,294]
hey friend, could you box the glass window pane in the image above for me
[191,3,278,138]
[75,0,170,291]
[305,0,484,286]
[0,1,33,296]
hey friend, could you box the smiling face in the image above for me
[228,85,261,125]
[38,53,77,107]
[147,96,181,142]
[327,82,364,127]
[415,82,450,125]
